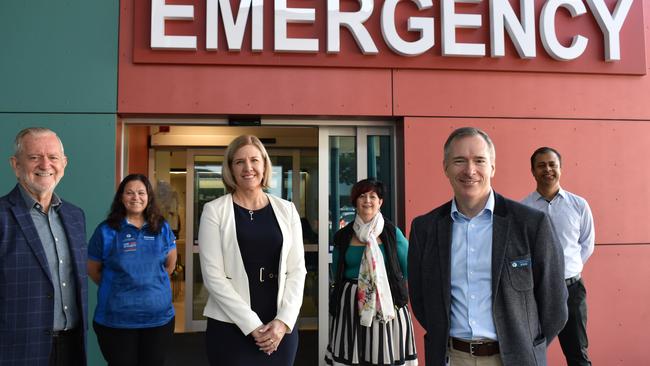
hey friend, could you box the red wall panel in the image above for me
[118,64,393,116]
[404,117,650,365]
[403,118,650,245]
[544,245,650,365]
[578,245,650,365]
[394,68,650,120]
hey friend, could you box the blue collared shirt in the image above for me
[521,188,595,279]
[89,219,176,328]
[449,190,497,340]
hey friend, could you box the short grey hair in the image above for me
[13,127,65,157]
[443,127,495,165]
[222,135,273,193]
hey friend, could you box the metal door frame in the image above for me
[317,125,395,365]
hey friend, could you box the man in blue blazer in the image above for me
[408,127,567,366]
[0,127,87,365]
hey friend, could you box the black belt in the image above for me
[258,267,277,283]
[51,327,79,338]
[451,338,500,357]
[565,274,581,286]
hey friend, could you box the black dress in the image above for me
[205,202,299,366]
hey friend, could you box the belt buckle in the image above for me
[469,341,483,357]
[259,267,265,283]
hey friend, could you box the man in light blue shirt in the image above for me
[409,127,567,366]
[522,147,594,366]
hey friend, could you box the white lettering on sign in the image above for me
[206,0,263,51]
[490,0,536,58]
[275,0,319,52]
[327,0,378,54]
[150,0,635,62]
[586,0,633,61]
[540,0,588,61]
[151,0,197,50]
[381,0,434,56]
[441,0,485,57]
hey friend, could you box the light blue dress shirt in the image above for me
[521,188,595,279]
[449,190,497,340]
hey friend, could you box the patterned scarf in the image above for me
[354,213,395,327]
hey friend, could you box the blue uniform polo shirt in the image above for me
[89,219,176,328]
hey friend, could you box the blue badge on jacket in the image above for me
[510,258,531,268]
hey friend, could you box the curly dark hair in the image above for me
[106,174,164,234]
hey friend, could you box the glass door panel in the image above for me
[318,126,395,365]
[267,150,320,331]
[328,136,357,240]
[192,155,225,321]
[367,135,393,220]
[150,149,188,333]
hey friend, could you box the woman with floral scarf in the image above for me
[326,179,418,366]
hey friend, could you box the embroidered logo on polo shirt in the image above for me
[123,233,137,252]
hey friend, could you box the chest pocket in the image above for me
[507,255,533,291]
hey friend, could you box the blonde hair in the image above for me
[222,135,273,193]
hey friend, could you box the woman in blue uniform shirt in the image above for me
[88,174,177,366]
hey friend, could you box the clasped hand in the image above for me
[252,319,289,355]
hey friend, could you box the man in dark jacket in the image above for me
[408,127,567,366]
[0,127,87,365]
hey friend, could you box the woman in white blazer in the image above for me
[198,135,306,366]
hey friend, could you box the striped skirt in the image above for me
[325,280,418,365]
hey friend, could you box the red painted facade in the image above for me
[403,118,650,364]
[119,0,650,364]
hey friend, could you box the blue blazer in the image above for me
[0,185,87,365]
[408,192,568,366]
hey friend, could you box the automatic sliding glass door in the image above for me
[317,126,395,365]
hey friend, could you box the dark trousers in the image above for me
[93,318,175,366]
[50,327,84,366]
[558,278,591,366]
[205,318,299,366]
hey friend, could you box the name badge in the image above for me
[510,258,531,268]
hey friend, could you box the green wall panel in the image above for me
[0,1,118,113]
[0,115,115,366]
